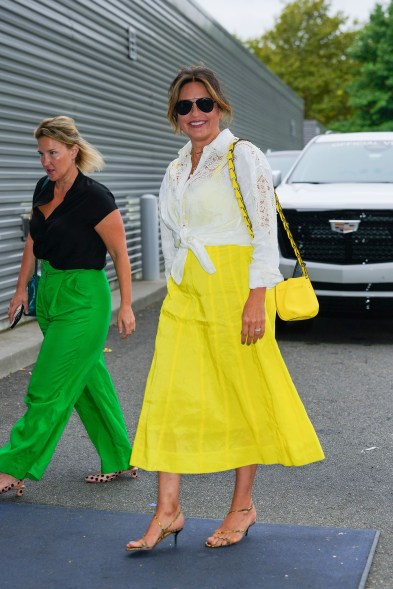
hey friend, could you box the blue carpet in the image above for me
[0,504,379,589]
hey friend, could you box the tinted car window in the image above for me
[289,140,393,183]
[266,152,300,177]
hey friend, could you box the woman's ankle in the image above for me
[0,472,19,482]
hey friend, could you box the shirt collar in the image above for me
[34,170,84,207]
[177,128,236,161]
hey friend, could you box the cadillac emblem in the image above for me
[329,220,361,234]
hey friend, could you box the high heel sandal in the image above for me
[126,509,184,553]
[205,503,256,548]
[0,479,25,498]
[84,467,138,483]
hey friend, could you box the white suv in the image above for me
[274,132,393,312]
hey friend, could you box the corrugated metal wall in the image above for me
[0,0,303,324]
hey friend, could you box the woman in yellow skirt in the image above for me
[126,66,324,551]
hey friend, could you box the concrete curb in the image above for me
[0,279,166,379]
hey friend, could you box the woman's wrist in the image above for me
[249,286,266,297]
[15,283,28,294]
[119,300,132,308]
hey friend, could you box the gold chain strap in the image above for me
[227,139,309,279]
[274,188,309,278]
[227,140,254,239]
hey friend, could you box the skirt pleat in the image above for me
[131,245,324,473]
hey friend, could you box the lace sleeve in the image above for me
[234,142,283,289]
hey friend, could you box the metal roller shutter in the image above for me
[0,0,303,326]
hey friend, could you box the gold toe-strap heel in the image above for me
[205,503,256,548]
[126,509,184,552]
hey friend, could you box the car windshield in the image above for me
[288,140,393,183]
[266,152,300,177]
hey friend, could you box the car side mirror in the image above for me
[272,170,282,188]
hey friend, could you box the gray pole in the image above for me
[140,194,160,280]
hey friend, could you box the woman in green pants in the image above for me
[0,116,137,497]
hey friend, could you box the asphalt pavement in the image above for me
[0,288,392,588]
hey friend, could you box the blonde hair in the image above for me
[34,116,105,173]
[167,65,232,132]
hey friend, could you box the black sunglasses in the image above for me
[174,97,215,116]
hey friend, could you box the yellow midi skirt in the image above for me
[131,245,324,473]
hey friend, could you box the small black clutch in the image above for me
[9,304,24,329]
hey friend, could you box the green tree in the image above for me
[341,2,393,131]
[245,0,358,126]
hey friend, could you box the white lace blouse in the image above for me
[159,128,283,289]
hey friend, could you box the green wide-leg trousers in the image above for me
[0,261,132,480]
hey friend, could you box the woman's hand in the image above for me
[241,287,266,345]
[8,234,35,324]
[117,304,136,339]
[8,288,28,324]
[95,210,135,340]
